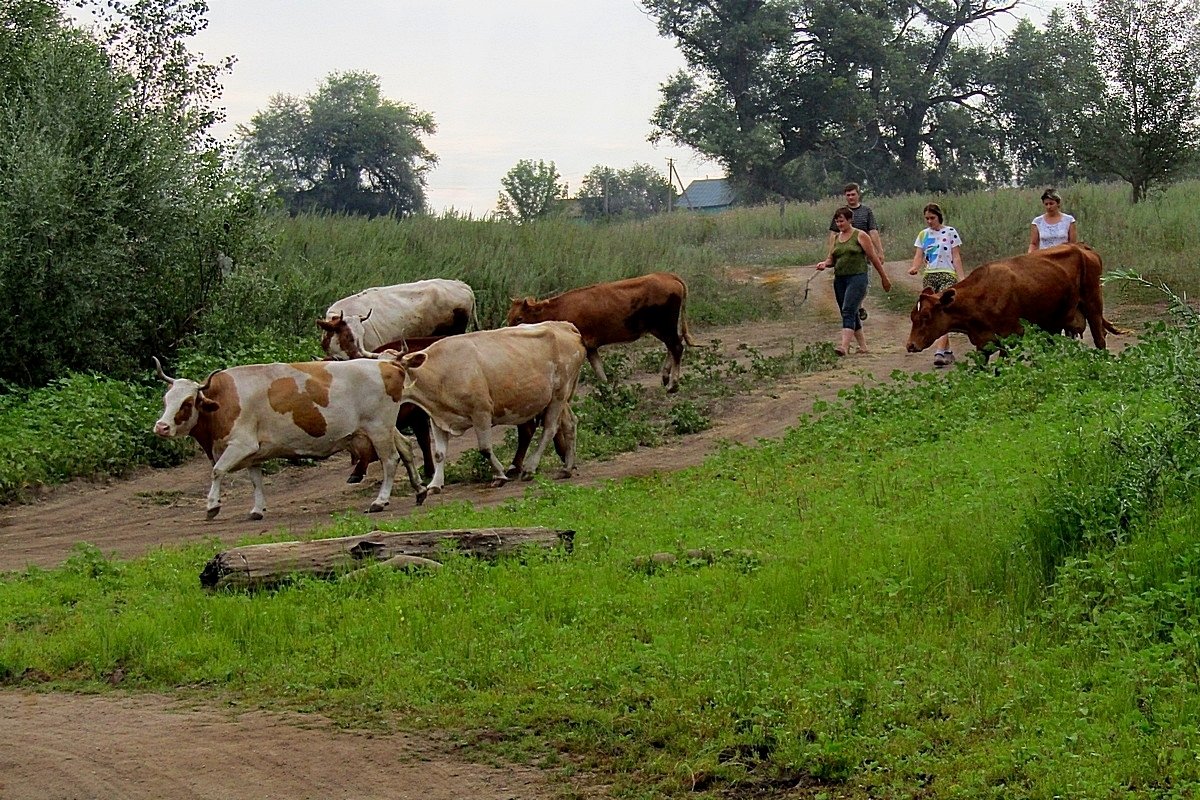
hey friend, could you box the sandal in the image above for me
[834,346,847,357]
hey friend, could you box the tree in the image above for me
[988,13,1103,185]
[1073,0,1200,202]
[0,0,260,387]
[238,72,437,217]
[644,0,1019,198]
[495,160,565,222]
[577,163,675,220]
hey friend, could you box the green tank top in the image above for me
[831,229,868,276]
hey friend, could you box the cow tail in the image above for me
[1103,317,1129,336]
[678,277,695,346]
[470,292,481,332]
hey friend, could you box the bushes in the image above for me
[0,3,266,388]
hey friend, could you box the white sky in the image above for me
[184,0,725,216]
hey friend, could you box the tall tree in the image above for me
[495,160,565,222]
[1073,0,1200,202]
[578,163,675,219]
[238,72,437,217]
[644,0,1020,198]
[988,13,1103,185]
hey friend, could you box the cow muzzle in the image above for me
[905,342,921,353]
[153,421,173,438]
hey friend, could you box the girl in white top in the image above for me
[1028,188,1077,251]
[908,202,965,366]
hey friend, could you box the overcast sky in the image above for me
[180,1,723,216]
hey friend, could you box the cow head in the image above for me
[317,309,372,360]
[905,287,957,352]
[505,297,542,327]
[152,357,220,438]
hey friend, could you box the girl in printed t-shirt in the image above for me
[1028,188,1077,251]
[908,202,964,367]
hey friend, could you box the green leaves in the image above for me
[494,159,565,222]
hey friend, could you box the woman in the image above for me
[908,202,965,367]
[816,206,891,356]
[1028,188,1077,252]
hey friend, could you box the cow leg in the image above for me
[207,442,256,520]
[427,425,451,492]
[363,424,405,513]
[553,405,577,479]
[586,349,609,385]
[471,415,512,487]
[507,418,540,479]
[661,337,685,393]
[391,429,428,505]
[346,439,374,484]
[247,466,267,520]
[520,400,568,480]
[408,412,435,483]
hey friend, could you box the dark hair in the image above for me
[1041,188,1062,203]
[843,183,861,194]
[923,203,944,223]
[833,206,854,221]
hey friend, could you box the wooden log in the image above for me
[199,527,574,590]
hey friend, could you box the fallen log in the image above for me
[199,527,574,590]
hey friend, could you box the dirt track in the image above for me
[0,261,1080,799]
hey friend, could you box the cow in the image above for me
[505,272,694,393]
[318,278,476,361]
[906,243,1124,354]
[395,321,587,492]
[152,357,427,520]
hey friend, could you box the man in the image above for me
[826,183,884,262]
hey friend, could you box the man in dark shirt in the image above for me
[826,183,884,262]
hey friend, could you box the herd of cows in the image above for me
[151,242,1118,521]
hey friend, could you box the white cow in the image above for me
[152,357,427,520]
[397,321,586,492]
[318,279,476,360]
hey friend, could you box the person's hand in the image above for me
[908,266,919,276]
[815,261,827,271]
[881,274,892,293]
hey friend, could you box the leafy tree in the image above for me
[578,163,675,219]
[1073,0,1200,202]
[495,160,565,222]
[238,71,437,216]
[988,13,1103,185]
[0,0,261,387]
[644,0,1019,198]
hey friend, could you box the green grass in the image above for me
[4,317,1200,798]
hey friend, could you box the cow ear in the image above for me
[316,318,334,331]
[940,288,957,306]
[919,286,936,297]
[197,393,221,413]
[401,351,428,369]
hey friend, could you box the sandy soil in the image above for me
[0,261,1132,799]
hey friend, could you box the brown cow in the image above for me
[506,272,694,393]
[906,243,1123,353]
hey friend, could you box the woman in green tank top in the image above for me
[816,206,892,356]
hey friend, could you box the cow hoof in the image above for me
[346,474,364,484]
[206,507,220,520]
[415,488,428,506]
[665,383,680,394]
[488,477,510,488]
[519,471,536,482]
[367,501,388,513]
[250,511,264,521]
[429,485,443,495]
[504,465,520,479]
[556,469,575,480]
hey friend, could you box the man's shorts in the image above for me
[923,271,957,293]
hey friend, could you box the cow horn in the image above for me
[198,369,220,394]
[152,356,174,384]
[330,310,343,323]
[361,308,373,323]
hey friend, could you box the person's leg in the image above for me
[839,274,868,353]
[833,276,850,355]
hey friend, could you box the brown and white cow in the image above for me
[906,243,1123,353]
[152,357,427,520]
[396,321,586,492]
[506,272,694,393]
[318,279,476,360]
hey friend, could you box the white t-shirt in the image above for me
[913,226,962,273]
[1032,213,1076,249]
